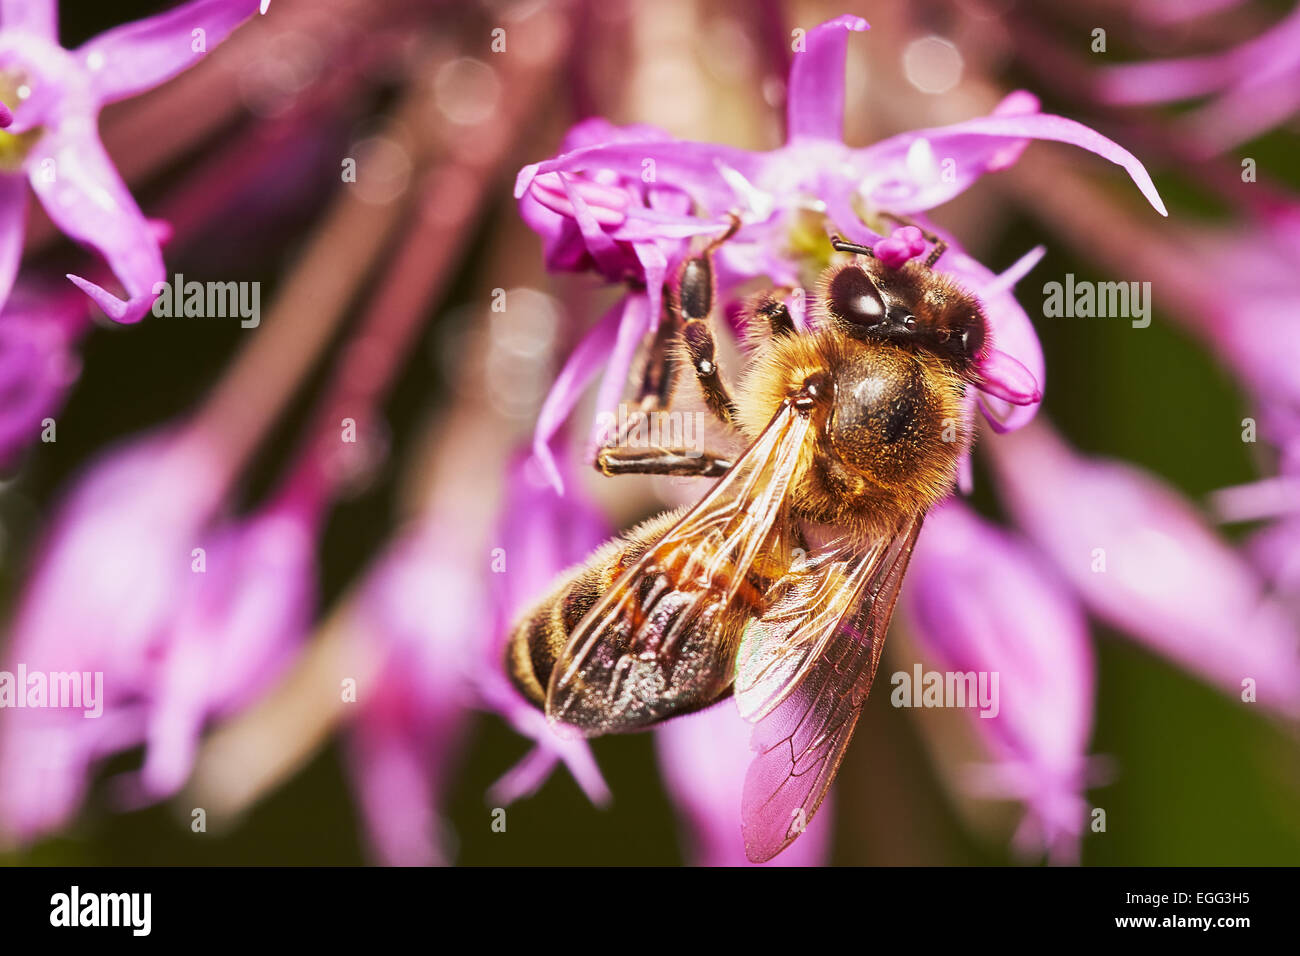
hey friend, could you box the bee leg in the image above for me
[681,318,738,426]
[595,446,734,478]
[637,298,681,409]
[597,293,683,454]
[751,293,796,338]
[879,212,948,268]
[676,240,740,426]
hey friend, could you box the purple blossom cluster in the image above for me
[0,1,1296,868]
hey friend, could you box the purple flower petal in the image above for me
[346,518,481,865]
[531,295,626,494]
[76,0,263,107]
[0,281,85,467]
[0,0,56,38]
[989,420,1300,717]
[131,503,315,800]
[786,15,868,142]
[481,450,612,807]
[904,501,1095,862]
[587,291,651,459]
[28,128,165,323]
[939,240,1046,431]
[1095,6,1300,106]
[859,102,1168,218]
[517,139,761,214]
[976,347,1041,407]
[0,425,228,841]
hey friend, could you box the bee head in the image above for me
[821,261,988,377]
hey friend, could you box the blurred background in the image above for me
[1,0,1299,865]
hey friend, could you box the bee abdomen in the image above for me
[505,511,680,708]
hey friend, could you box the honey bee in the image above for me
[507,218,993,862]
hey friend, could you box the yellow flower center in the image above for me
[0,71,44,173]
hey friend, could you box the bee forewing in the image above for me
[734,533,893,722]
[545,402,813,736]
[740,515,922,863]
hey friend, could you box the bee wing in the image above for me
[545,402,813,736]
[738,515,923,863]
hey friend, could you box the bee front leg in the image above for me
[677,254,739,427]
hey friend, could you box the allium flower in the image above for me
[0,0,264,320]
[346,516,480,866]
[987,420,1300,719]
[516,15,1166,488]
[345,450,610,865]
[904,501,1095,862]
[0,423,228,840]
[1095,4,1300,153]
[125,490,318,802]
[481,450,610,806]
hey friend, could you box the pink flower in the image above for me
[345,518,479,866]
[1095,5,1300,153]
[0,0,264,321]
[344,451,611,865]
[904,501,1095,862]
[516,15,1165,490]
[988,420,1300,718]
[0,424,228,841]
[481,450,610,807]
[124,493,318,802]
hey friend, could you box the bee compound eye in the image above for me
[828,265,886,327]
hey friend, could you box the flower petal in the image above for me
[936,239,1046,431]
[28,128,164,323]
[76,0,263,106]
[517,140,762,213]
[904,501,1095,861]
[587,291,651,459]
[976,347,1041,407]
[786,15,868,142]
[531,296,626,494]
[989,420,1300,717]
[859,104,1168,218]
[0,0,56,38]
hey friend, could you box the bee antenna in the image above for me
[830,235,875,258]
